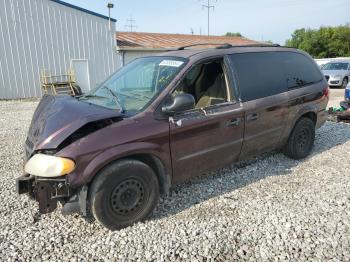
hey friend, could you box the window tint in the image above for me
[228,52,287,101]
[229,52,323,101]
[282,53,323,89]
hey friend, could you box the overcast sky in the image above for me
[64,0,349,44]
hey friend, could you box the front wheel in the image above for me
[89,159,160,230]
[283,117,315,160]
[341,77,348,89]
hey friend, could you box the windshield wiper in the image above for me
[78,94,107,100]
[101,86,125,113]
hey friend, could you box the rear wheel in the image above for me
[89,159,159,230]
[283,117,315,160]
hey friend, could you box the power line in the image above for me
[202,0,217,36]
[125,15,138,32]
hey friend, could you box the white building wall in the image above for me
[120,50,164,66]
[0,0,119,99]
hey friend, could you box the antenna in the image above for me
[125,15,138,32]
[202,0,217,36]
[190,28,194,36]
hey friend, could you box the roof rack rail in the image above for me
[216,43,233,49]
[176,43,282,51]
[177,43,233,50]
[229,43,281,48]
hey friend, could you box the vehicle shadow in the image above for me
[151,121,350,220]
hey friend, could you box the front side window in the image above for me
[172,59,230,109]
[79,57,187,112]
[322,62,349,70]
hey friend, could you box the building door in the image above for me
[71,59,90,93]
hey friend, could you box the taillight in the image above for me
[323,86,330,98]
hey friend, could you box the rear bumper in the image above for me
[16,174,74,214]
[316,109,328,129]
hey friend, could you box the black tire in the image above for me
[72,84,82,96]
[341,77,348,89]
[89,159,159,230]
[283,117,315,160]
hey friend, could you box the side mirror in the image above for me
[162,93,195,116]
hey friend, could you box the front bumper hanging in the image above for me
[16,174,72,214]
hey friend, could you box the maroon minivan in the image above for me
[16,44,329,230]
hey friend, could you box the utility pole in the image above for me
[107,3,114,31]
[202,0,217,36]
[125,15,137,32]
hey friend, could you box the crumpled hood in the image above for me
[27,95,123,150]
[322,70,346,77]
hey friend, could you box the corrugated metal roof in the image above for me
[116,32,259,50]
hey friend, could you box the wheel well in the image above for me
[121,154,170,195]
[300,112,317,126]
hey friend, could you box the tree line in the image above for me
[285,24,350,58]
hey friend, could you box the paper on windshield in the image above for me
[159,60,184,67]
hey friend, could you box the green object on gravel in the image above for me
[330,106,345,113]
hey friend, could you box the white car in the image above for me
[322,61,350,88]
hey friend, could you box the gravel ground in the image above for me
[0,100,350,261]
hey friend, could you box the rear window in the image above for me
[228,52,323,101]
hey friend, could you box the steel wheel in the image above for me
[110,179,145,215]
[296,128,310,151]
[89,159,160,230]
[284,117,315,160]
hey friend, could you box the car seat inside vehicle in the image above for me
[173,60,228,109]
[195,72,227,108]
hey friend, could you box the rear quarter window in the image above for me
[228,51,323,101]
[282,52,323,89]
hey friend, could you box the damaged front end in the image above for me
[16,173,88,216]
[17,94,125,216]
[16,174,72,214]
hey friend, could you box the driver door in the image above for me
[170,103,244,183]
[169,57,244,184]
